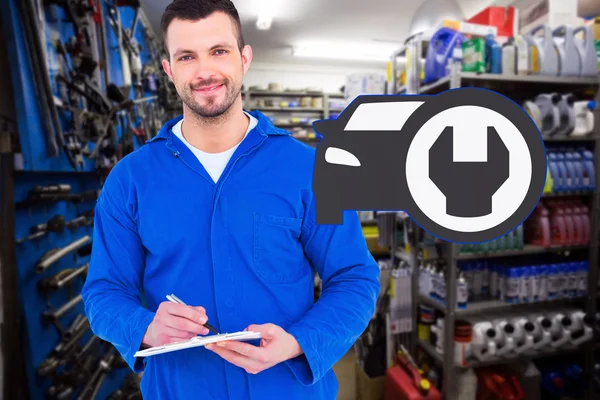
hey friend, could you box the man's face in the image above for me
[162,12,252,118]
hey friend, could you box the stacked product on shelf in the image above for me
[385,9,600,398]
[426,307,594,365]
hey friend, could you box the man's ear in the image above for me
[162,59,173,82]
[241,45,253,76]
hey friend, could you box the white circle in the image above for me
[405,105,532,233]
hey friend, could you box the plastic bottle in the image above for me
[549,312,571,348]
[578,261,589,296]
[555,151,569,192]
[548,152,563,192]
[515,225,524,250]
[485,34,502,74]
[547,264,559,300]
[572,203,584,245]
[572,101,596,136]
[455,368,478,400]
[538,265,549,301]
[493,320,516,356]
[481,262,489,297]
[530,203,552,247]
[573,25,600,76]
[424,27,465,83]
[438,269,447,304]
[558,263,569,298]
[498,266,506,302]
[505,268,521,304]
[568,262,579,298]
[457,272,468,309]
[535,93,561,136]
[490,264,499,299]
[525,24,560,75]
[473,262,483,297]
[512,317,535,354]
[580,150,596,191]
[570,151,585,191]
[471,322,497,361]
[514,35,531,75]
[430,267,440,300]
[501,37,517,75]
[531,265,540,302]
[563,204,575,245]
[552,25,581,76]
[532,314,553,350]
[550,204,567,246]
[564,151,577,190]
[544,165,555,194]
[580,205,590,244]
[520,266,532,303]
[556,94,576,136]
[524,100,543,129]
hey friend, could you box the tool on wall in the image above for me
[38,262,89,293]
[35,235,91,274]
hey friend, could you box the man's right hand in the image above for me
[142,302,211,347]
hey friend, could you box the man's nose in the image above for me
[192,57,218,81]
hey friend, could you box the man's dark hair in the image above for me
[161,0,245,54]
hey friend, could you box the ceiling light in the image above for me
[292,46,393,62]
[256,14,273,30]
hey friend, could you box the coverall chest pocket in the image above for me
[253,213,306,284]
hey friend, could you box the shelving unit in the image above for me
[242,89,346,146]
[388,46,600,400]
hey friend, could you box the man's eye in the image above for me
[214,49,228,55]
[179,55,192,61]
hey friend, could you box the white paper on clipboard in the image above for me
[134,331,262,358]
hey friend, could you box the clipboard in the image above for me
[134,331,262,358]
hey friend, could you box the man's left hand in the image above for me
[206,323,303,374]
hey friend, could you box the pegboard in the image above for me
[1,0,169,398]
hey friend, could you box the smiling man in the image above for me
[81,0,380,399]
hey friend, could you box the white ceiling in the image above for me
[142,0,499,67]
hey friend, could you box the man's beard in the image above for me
[179,78,241,119]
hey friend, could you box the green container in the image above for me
[463,38,486,73]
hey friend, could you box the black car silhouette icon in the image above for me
[311,88,547,244]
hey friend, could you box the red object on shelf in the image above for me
[468,6,516,37]
[384,355,442,400]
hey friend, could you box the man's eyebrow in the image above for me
[172,48,196,58]
[209,42,234,51]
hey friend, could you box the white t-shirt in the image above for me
[171,112,258,183]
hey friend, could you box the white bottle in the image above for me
[531,315,553,351]
[457,272,469,309]
[572,100,596,136]
[511,317,535,354]
[471,321,498,361]
[502,37,517,75]
[514,35,531,75]
[455,368,478,400]
[567,310,594,346]
[492,319,516,356]
[549,312,572,348]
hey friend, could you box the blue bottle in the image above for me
[567,262,578,298]
[485,34,502,74]
[578,261,589,296]
[564,151,577,191]
[548,152,562,192]
[520,266,531,303]
[581,150,596,191]
[555,152,569,193]
[424,28,465,84]
[547,264,559,300]
[570,151,585,191]
[505,267,521,304]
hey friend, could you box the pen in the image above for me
[166,294,220,335]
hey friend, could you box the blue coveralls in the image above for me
[82,110,381,399]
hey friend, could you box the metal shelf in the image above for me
[410,73,599,95]
[455,244,589,260]
[388,38,600,399]
[418,293,586,317]
[247,91,344,98]
[250,107,324,112]
[418,339,585,369]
